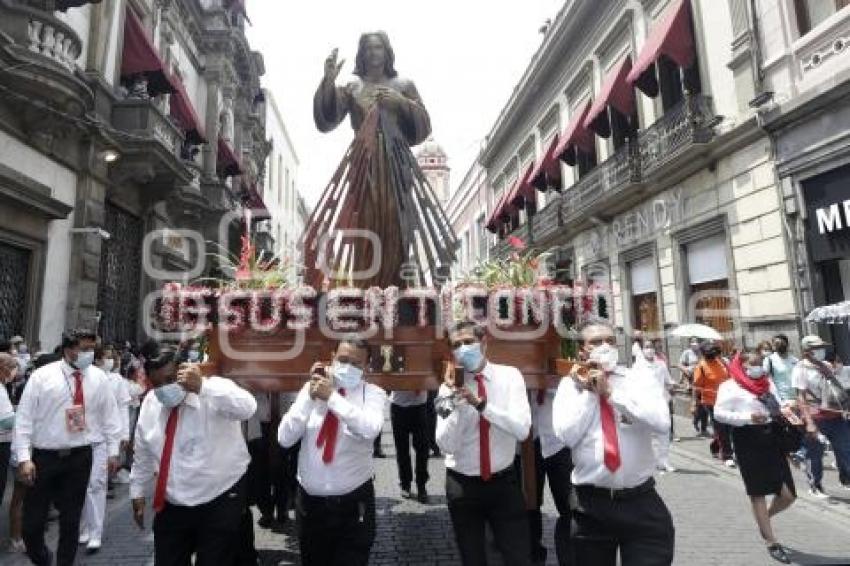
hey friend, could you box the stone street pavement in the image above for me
[1,413,849,565]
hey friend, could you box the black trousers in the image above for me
[296,480,376,566]
[153,475,248,566]
[273,441,299,521]
[706,406,733,460]
[543,446,574,566]
[0,442,10,507]
[572,481,674,566]
[390,403,430,490]
[23,446,92,566]
[426,391,439,452]
[445,468,531,566]
[246,423,274,518]
[513,440,546,561]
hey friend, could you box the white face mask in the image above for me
[332,361,364,389]
[74,350,95,370]
[642,347,655,361]
[102,359,115,372]
[812,349,827,362]
[589,343,619,372]
[746,366,766,379]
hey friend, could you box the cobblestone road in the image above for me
[1,413,849,565]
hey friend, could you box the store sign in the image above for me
[803,166,850,263]
[815,200,850,235]
[579,189,687,258]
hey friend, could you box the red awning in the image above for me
[120,9,177,97]
[505,164,536,210]
[56,0,102,10]
[217,138,243,178]
[583,55,635,138]
[243,181,270,219]
[485,190,511,233]
[529,134,562,192]
[169,78,206,144]
[554,101,594,166]
[626,0,695,97]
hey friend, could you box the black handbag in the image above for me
[757,392,804,454]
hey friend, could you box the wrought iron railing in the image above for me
[112,98,184,160]
[638,94,715,178]
[531,193,562,247]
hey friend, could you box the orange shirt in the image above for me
[693,359,729,406]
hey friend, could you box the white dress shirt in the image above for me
[639,358,675,402]
[107,371,132,442]
[129,376,256,507]
[278,381,387,497]
[552,365,669,489]
[436,361,531,477]
[0,384,14,443]
[531,388,568,459]
[714,379,780,427]
[390,390,427,407]
[14,361,122,462]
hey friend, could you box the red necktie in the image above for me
[153,408,180,513]
[536,389,545,406]
[72,371,84,407]
[599,396,621,472]
[316,388,345,464]
[475,374,491,481]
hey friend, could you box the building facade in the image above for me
[261,88,302,265]
[0,0,268,349]
[452,0,815,362]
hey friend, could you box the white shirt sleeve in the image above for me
[100,380,123,458]
[0,385,14,421]
[129,397,156,500]
[609,372,670,435]
[199,377,257,421]
[277,383,315,448]
[791,364,807,392]
[552,377,598,448]
[326,385,386,441]
[480,369,531,442]
[13,371,40,463]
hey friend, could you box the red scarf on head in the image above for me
[730,353,770,396]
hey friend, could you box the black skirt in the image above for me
[731,424,796,497]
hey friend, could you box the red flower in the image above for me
[236,234,254,280]
[507,236,526,250]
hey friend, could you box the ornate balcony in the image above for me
[529,193,563,249]
[110,98,195,195]
[0,0,92,128]
[638,94,716,181]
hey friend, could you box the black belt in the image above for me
[32,445,91,459]
[576,478,655,501]
[447,465,515,483]
[298,479,373,508]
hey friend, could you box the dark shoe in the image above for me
[430,447,442,458]
[373,450,387,458]
[767,543,791,564]
[401,487,413,500]
[417,487,429,504]
[531,545,548,564]
[258,514,275,529]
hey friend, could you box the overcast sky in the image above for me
[246,1,565,210]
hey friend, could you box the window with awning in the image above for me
[583,55,637,139]
[626,0,697,98]
[504,164,536,212]
[169,79,206,144]
[120,9,177,97]
[529,134,562,193]
[554,100,595,167]
[242,180,270,219]
[217,138,243,178]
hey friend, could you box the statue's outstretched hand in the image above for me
[324,48,345,83]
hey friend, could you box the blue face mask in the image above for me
[333,362,364,389]
[188,350,200,363]
[155,383,187,408]
[74,350,95,371]
[453,343,484,373]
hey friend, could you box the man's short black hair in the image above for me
[448,320,486,340]
[61,329,97,351]
[337,335,371,361]
[139,339,178,374]
[772,333,789,344]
